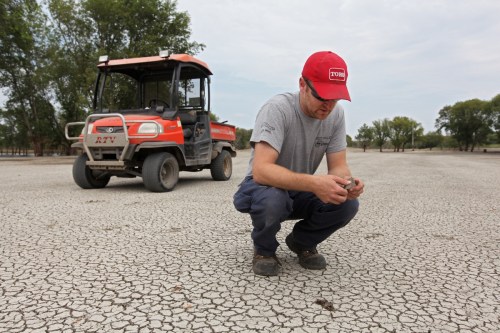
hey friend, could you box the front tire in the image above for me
[210,150,232,181]
[73,154,110,189]
[142,152,179,192]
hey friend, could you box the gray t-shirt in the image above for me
[245,91,347,177]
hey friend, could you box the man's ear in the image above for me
[299,77,307,92]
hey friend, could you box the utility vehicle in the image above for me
[65,51,236,192]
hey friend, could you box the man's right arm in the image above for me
[252,142,349,204]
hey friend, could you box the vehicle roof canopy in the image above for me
[97,54,212,79]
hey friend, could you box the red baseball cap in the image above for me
[301,51,351,101]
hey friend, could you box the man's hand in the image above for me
[346,177,364,200]
[313,175,350,204]
[252,143,364,203]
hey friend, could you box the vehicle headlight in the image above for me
[138,123,163,134]
[81,124,94,134]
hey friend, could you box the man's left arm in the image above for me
[326,150,364,200]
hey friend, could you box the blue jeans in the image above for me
[233,177,359,256]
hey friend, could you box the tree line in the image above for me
[353,95,500,152]
[0,0,204,156]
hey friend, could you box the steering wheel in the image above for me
[148,99,169,108]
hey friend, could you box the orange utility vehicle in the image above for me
[65,51,236,192]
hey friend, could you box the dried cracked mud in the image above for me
[0,150,498,332]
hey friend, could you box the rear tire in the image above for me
[73,154,110,189]
[143,152,179,192]
[210,150,232,181]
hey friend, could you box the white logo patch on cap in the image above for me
[329,68,346,81]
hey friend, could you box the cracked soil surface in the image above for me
[0,150,499,332]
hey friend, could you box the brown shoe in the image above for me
[285,234,326,270]
[253,252,281,276]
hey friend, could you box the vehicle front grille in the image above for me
[96,126,128,133]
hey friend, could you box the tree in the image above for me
[45,0,98,154]
[372,118,391,152]
[346,134,353,147]
[0,1,205,155]
[389,117,407,152]
[209,112,220,122]
[235,128,252,149]
[355,123,373,152]
[45,0,205,154]
[404,119,424,151]
[0,0,55,156]
[441,135,459,150]
[419,131,443,150]
[388,116,422,152]
[436,99,491,151]
[79,0,204,57]
[0,108,19,154]
[489,94,500,142]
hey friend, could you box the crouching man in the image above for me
[233,51,364,276]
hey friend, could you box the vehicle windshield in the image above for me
[97,71,174,112]
[94,64,209,114]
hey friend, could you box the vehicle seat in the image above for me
[179,111,197,138]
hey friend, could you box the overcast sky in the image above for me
[1,1,498,136]
[176,0,500,135]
